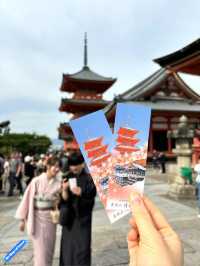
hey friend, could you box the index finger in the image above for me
[143,196,175,234]
[129,192,161,243]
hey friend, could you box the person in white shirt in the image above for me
[194,157,200,218]
[2,157,10,192]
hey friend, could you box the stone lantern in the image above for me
[167,115,195,199]
[0,121,10,135]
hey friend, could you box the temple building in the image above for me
[154,38,200,75]
[104,39,200,159]
[155,38,200,163]
[58,37,200,160]
[58,34,116,149]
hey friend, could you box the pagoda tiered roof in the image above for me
[67,66,116,82]
[58,34,117,141]
[59,97,109,113]
[60,66,116,93]
[154,39,200,75]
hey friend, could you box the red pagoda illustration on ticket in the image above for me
[70,104,151,220]
[114,127,140,153]
[84,136,111,167]
[105,103,151,211]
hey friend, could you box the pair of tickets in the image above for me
[70,103,151,223]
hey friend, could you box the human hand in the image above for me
[71,186,82,196]
[128,191,183,266]
[19,220,25,232]
[62,179,69,191]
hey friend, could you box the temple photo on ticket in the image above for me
[69,110,114,208]
[107,103,151,209]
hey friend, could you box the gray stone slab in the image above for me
[184,253,200,266]
[0,250,33,265]
[92,247,128,266]
[1,175,200,265]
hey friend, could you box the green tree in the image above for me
[0,133,51,156]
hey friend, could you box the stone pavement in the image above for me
[0,174,200,266]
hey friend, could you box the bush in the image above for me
[0,133,51,156]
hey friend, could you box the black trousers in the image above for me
[16,173,23,195]
[0,174,2,191]
[8,172,16,196]
[161,163,166,173]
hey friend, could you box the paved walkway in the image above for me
[0,174,200,266]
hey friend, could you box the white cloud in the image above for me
[0,0,200,138]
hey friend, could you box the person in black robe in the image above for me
[24,157,36,187]
[158,152,166,174]
[59,152,96,266]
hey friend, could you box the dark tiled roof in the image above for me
[104,67,200,114]
[118,68,200,100]
[121,68,167,99]
[61,98,109,105]
[124,100,200,112]
[68,66,116,82]
[105,100,200,114]
[154,38,200,67]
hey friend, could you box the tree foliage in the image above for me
[0,133,51,156]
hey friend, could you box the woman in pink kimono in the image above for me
[15,156,61,266]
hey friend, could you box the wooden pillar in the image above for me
[149,124,153,153]
[167,117,172,153]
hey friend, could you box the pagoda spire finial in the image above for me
[84,32,88,68]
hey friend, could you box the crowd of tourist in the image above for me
[0,149,167,198]
[0,151,72,197]
[1,148,198,265]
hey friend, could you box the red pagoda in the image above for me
[115,127,140,153]
[84,137,111,166]
[58,33,116,150]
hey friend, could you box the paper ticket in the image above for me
[70,110,129,222]
[107,103,151,210]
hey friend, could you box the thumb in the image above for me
[129,191,161,243]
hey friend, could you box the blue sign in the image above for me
[2,239,28,263]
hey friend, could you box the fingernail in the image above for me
[130,195,141,205]
[129,191,142,206]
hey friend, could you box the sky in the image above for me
[70,110,113,165]
[0,0,200,139]
[114,103,151,148]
